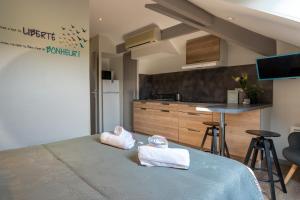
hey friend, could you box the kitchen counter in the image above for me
[134,100,272,113]
[196,103,272,114]
[134,99,222,107]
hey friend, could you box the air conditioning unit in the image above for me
[124,27,161,49]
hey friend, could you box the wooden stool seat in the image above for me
[203,121,227,127]
[246,130,281,137]
[203,121,220,126]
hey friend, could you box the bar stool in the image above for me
[200,121,230,157]
[244,130,287,200]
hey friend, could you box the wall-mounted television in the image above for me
[256,52,300,80]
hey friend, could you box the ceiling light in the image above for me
[98,17,103,22]
[227,17,234,20]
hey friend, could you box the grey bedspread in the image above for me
[0,133,263,200]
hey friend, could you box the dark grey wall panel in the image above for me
[139,64,273,104]
[123,52,137,131]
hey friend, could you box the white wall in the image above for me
[138,40,261,74]
[0,0,89,150]
[271,41,300,159]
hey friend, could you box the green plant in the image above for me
[232,73,248,90]
[245,84,264,104]
[232,73,264,104]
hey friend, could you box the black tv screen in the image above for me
[256,53,300,80]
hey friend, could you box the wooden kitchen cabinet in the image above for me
[186,35,220,64]
[213,110,261,157]
[133,102,179,141]
[133,101,262,158]
[178,112,213,148]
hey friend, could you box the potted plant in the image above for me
[232,73,263,104]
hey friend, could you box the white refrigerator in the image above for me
[102,80,120,132]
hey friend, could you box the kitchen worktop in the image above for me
[134,99,221,107]
[134,99,272,113]
[196,103,272,113]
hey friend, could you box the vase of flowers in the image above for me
[232,73,263,104]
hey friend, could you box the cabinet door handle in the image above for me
[187,128,200,133]
[160,110,170,113]
[140,108,147,110]
[187,112,200,116]
[161,102,170,105]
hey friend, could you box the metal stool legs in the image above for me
[200,127,210,149]
[244,137,287,200]
[200,126,230,157]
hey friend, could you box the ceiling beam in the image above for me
[145,4,203,33]
[152,0,214,26]
[146,2,276,56]
[161,23,198,40]
[116,23,198,54]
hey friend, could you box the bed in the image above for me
[0,133,263,200]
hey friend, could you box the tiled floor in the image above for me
[233,155,299,200]
[258,164,300,200]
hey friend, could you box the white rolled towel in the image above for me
[138,145,190,169]
[100,131,135,150]
[114,126,132,137]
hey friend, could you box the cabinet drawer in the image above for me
[179,112,212,131]
[133,107,152,135]
[134,101,178,111]
[148,109,179,141]
[133,101,160,109]
[133,107,179,141]
[156,102,178,111]
[177,104,210,114]
[179,128,211,148]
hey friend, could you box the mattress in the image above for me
[0,133,263,200]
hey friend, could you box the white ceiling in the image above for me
[189,0,300,47]
[89,0,179,44]
[90,0,300,48]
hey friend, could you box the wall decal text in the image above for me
[23,27,55,41]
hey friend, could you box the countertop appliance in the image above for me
[102,80,120,132]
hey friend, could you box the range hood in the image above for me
[182,35,227,70]
[182,61,221,69]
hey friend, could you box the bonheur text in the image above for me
[45,46,80,57]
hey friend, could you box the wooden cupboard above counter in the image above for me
[133,100,262,157]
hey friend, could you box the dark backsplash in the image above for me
[139,64,273,104]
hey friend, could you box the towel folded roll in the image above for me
[138,145,190,169]
[114,126,131,137]
[100,128,135,149]
[148,135,168,148]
